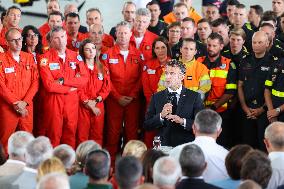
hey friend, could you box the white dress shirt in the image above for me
[267,152,284,189]
[170,136,229,182]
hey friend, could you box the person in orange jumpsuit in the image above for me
[142,36,171,148]
[76,39,110,147]
[88,24,109,63]
[39,26,88,148]
[41,11,64,51]
[130,8,158,61]
[65,12,87,52]
[163,1,201,24]
[0,28,39,152]
[102,21,143,163]
[0,6,22,51]
[85,8,114,48]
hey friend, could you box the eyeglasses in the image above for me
[27,34,39,39]
[91,31,103,35]
[7,37,23,43]
[169,30,181,33]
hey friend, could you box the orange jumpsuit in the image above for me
[102,44,143,162]
[0,51,39,151]
[142,58,167,148]
[66,32,88,52]
[77,64,111,146]
[102,33,114,48]
[39,48,88,148]
[38,23,51,52]
[130,30,158,61]
[163,7,202,24]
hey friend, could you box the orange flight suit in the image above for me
[39,48,88,148]
[66,32,88,52]
[163,7,202,24]
[0,51,39,151]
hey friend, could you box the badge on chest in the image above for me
[69,62,77,70]
[49,63,60,70]
[4,67,15,74]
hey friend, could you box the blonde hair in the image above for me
[37,157,66,181]
[122,140,147,159]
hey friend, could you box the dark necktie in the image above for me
[168,92,177,114]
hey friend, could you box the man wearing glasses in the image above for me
[0,28,39,153]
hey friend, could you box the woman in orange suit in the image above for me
[77,39,111,147]
[142,36,171,148]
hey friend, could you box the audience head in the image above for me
[179,144,207,177]
[5,28,23,52]
[73,140,101,173]
[173,3,188,22]
[89,24,104,45]
[272,0,284,17]
[37,157,66,181]
[48,26,67,51]
[248,5,263,26]
[53,144,76,171]
[46,0,60,16]
[141,149,166,183]
[86,8,103,27]
[225,145,253,180]
[233,4,248,29]
[25,136,53,169]
[205,3,220,22]
[251,31,269,56]
[167,22,182,45]
[115,156,144,189]
[264,121,284,152]
[7,131,34,161]
[64,3,78,17]
[6,6,21,28]
[240,150,272,189]
[146,0,161,23]
[197,18,212,44]
[122,140,147,159]
[65,12,80,34]
[211,18,230,45]
[153,156,181,188]
[238,180,262,189]
[180,38,197,61]
[85,149,111,181]
[229,28,246,54]
[133,8,151,35]
[47,11,64,30]
[193,109,222,138]
[181,17,196,39]
[36,172,70,189]
[165,59,186,90]
[116,21,133,46]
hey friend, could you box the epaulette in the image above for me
[245,23,253,31]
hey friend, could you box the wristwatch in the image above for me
[276,107,281,113]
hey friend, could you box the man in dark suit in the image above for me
[144,59,203,147]
[177,144,221,189]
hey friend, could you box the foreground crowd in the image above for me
[0,110,284,189]
[1,0,284,188]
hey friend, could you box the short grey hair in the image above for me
[194,109,222,134]
[48,26,65,41]
[8,131,34,158]
[265,122,284,149]
[123,1,136,11]
[136,8,151,19]
[25,136,53,169]
[153,156,181,187]
[53,144,75,169]
[36,173,70,189]
[179,144,206,177]
[116,21,132,30]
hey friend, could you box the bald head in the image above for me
[89,24,104,44]
[265,122,284,151]
[252,31,269,56]
[64,4,78,16]
[259,24,275,43]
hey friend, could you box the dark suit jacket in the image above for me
[144,87,203,147]
[176,178,221,189]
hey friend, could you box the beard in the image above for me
[208,51,219,58]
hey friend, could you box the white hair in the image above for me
[265,122,284,149]
[25,136,53,169]
[37,173,70,189]
[136,8,151,20]
[153,156,182,187]
[53,144,75,169]
[8,131,34,158]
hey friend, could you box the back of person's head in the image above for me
[53,144,75,169]
[193,109,222,135]
[135,183,159,189]
[37,157,66,181]
[238,180,262,189]
[85,149,111,181]
[179,144,206,177]
[123,140,147,159]
[116,156,143,189]
[153,156,181,188]
[36,172,70,189]
[240,150,272,188]
[25,136,53,169]
[141,149,166,183]
[8,131,34,160]
[225,145,253,180]
[73,140,101,173]
[264,122,284,151]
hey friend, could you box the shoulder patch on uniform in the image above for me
[140,54,145,61]
[230,62,236,69]
[102,54,108,60]
[273,56,279,61]
[143,65,147,71]
[220,63,227,69]
[40,58,48,67]
[77,55,83,61]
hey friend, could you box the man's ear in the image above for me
[192,123,197,135]
[263,138,270,151]
[217,127,222,137]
